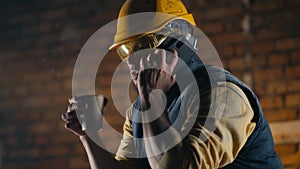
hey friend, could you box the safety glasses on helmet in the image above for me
[116,33,167,61]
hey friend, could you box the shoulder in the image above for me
[216,82,252,111]
[211,81,254,120]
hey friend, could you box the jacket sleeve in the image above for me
[158,82,256,169]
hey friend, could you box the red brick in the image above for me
[287,0,300,6]
[287,80,300,93]
[268,53,288,66]
[68,156,90,169]
[8,13,35,25]
[285,8,300,22]
[73,144,86,154]
[38,158,67,169]
[253,83,265,97]
[7,147,40,158]
[43,81,64,95]
[264,108,297,122]
[265,80,287,95]
[291,51,300,63]
[48,132,78,145]
[215,32,244,45]
[22,96,52,109]
[0,98,19,109]
[12,84,29,96]
[3,136,19,147]
[205,6,243,21]
[286,94,300,107]
[254,67,283,82]
[27,122,54,135]
[0,87,12,97]
[255,29,283,40]
[44,108,66,123]
[35,135,49,145]
[222,60,230,70]
[22,21,51,35]
[43,145,70,156]
[14,111,41,122]
[252,55,267,68]
[63,78,73,91]
[285,65,300,78]
[42,8,67,20]
[275,144,297,155]
[265,10,286,23]
[228,57,246,70]
[275,38,300,51]
[217,45,234,59]
[252,15,264,28]
[185,0,206,9]
[280,152,300,167]
[253,1,285,13]
[234,45,245,56]
[251,41,275,55]
[259,96,283,110]
[37,34,59,45]
[201,22,223,34]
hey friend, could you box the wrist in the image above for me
[79,132,103,146]
[79,135,90,142]
[140,96,150,111]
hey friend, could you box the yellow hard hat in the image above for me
[109,0,196,50]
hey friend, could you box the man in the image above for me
[61,0,284,168]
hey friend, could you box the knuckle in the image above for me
[68,103,78,111]
[65,122,71,129]
[69,96,78,104]
[61,112,67,120]
[68,96,74,103]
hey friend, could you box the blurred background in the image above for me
[0,0,300,168]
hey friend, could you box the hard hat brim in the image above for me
[109,12,196,50]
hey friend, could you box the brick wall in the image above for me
[0,0,299,168]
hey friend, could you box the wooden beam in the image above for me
[270,120,300,145]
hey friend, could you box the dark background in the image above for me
[0,0,300,168]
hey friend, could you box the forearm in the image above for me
[142,90,180,143]
[142,116,182,169]
[80,136,125,169]
[141,91,182,167]
[142,113,181,150]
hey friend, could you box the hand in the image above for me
[61,97,87,137]
[137,49,178,110]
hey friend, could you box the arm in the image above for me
[61,97,125,169]
[136,49,179,168]
[136,49,256,168]
[157,82,257,169]
[139,73,256,168]
[79,136,125,169]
